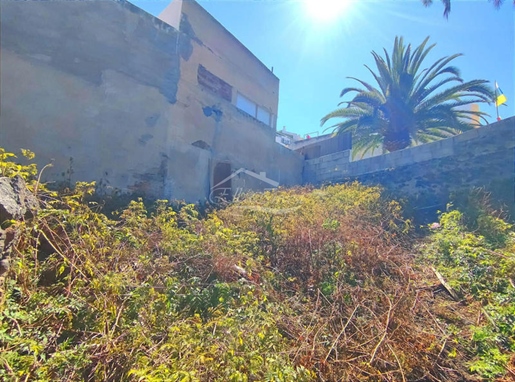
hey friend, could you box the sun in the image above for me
[303,0,353,22]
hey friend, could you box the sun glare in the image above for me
[303,0,353,22]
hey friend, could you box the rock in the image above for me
[0,258,9,277]
[2,225,20,256]
[0,176,39,224]
[0,176,36,300]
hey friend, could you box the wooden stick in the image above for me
[431,267,459,301]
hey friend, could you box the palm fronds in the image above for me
[321,36,495,157]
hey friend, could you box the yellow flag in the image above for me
[495,82,507,107]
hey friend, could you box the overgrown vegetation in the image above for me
[0,149,513,381]
[419,201,515,379]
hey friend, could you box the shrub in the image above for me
[1,147,513,380]
[419,206,515,379]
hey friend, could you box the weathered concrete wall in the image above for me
[159,0,302,197]
[304,118,515,210]
[1,0,183,198]
[303,150,351,183]
[160,0,280,121]
[1,0,303,202]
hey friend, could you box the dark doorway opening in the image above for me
[212,162,232,203]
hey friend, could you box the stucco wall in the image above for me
[160,0,279,120]
[160,0,302,198]
[168,60,301,197]
[1,0,184,198]
[304,118,515,209]
[1,0,303,202]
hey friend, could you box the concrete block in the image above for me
[433,138,454,158]
[395,151,413,167]
[350,161,369,176]
[381,154,396,169]
[304,162,319,172]
[453,129,479,143]
[320,162,339,172]
[319,170,338,182]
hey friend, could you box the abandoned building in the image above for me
[1,0,303,202]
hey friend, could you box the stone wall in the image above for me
[304,118,515,211]
[303,150,351,184]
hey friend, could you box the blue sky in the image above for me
[131,0,514,137]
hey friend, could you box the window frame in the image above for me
[235,92,274,128]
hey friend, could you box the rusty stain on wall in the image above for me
[198,65,233,102]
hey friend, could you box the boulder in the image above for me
[0,176,39,224]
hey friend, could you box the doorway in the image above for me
[211,162,232,203]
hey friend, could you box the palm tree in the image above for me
[422,0,512,18]
[321,36,494,157]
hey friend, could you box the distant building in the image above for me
[275,128,352,160]
[275,127,304,146]
[292,133,352,160]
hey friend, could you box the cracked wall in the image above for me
[159,0,302,200]
[1,0,183,198]
[1,0,303,202]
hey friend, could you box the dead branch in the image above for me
[369,293,393,365]
[431,267,459,301]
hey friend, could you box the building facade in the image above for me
[0,0,303,202]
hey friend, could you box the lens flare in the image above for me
[303,0,353,22]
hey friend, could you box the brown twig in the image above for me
[387,343,406,382]
[324,304,360,362]
[431,267,459,301]
[369,292,393,365]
